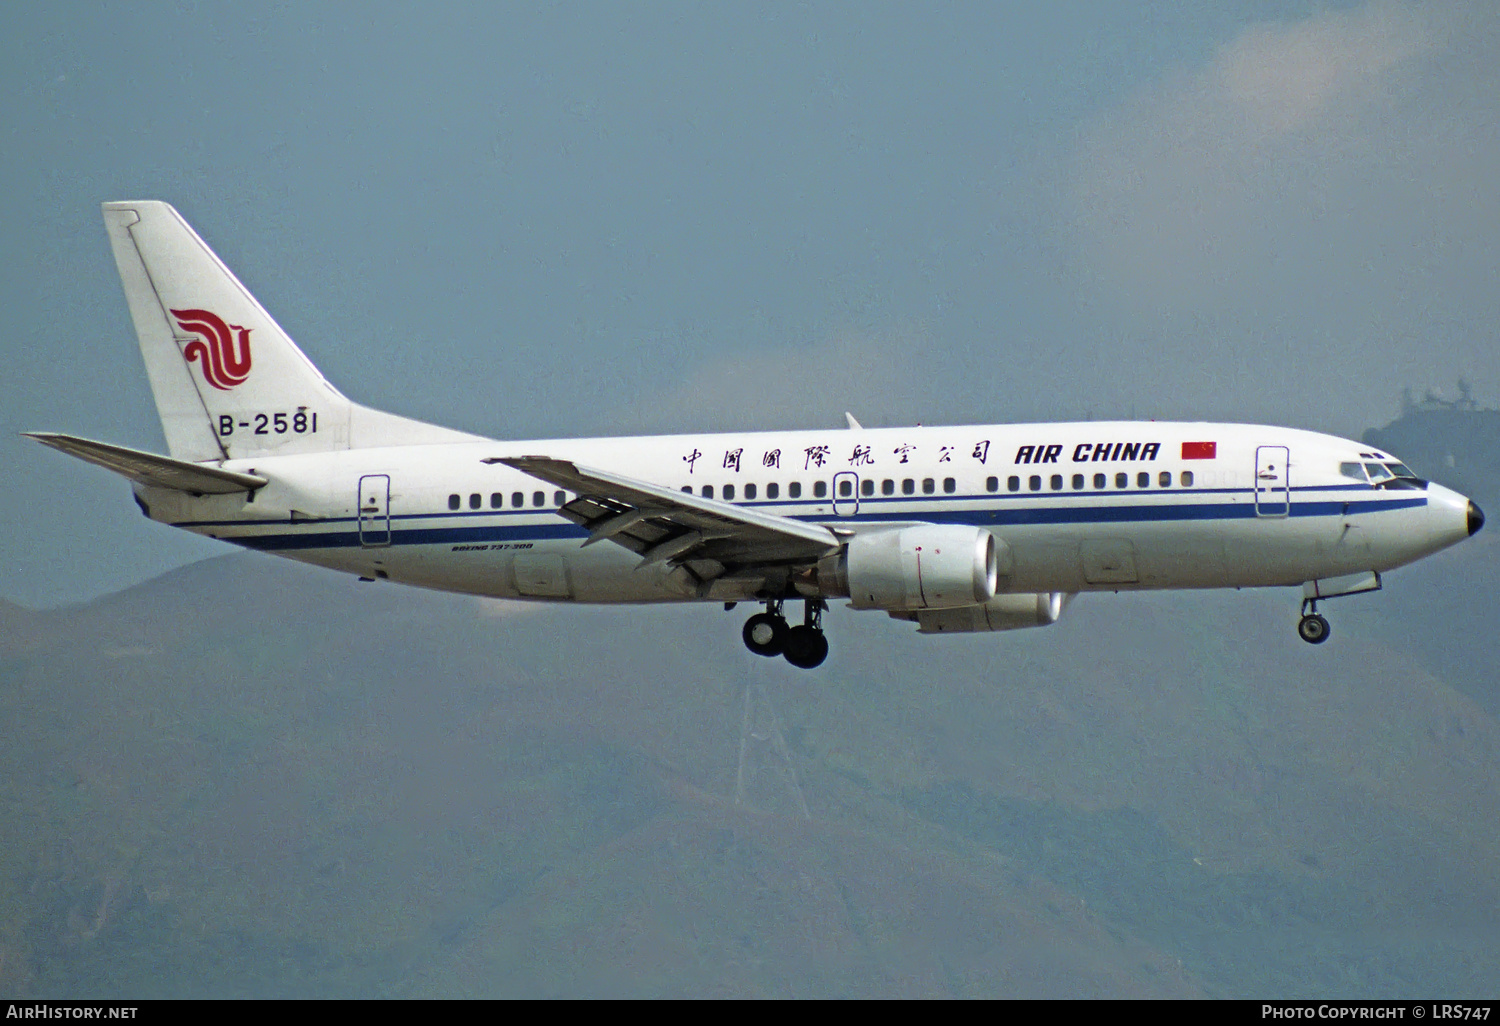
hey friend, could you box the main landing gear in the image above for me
[1297,598,1331,645]
[742,598,829,669]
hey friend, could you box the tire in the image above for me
[782,625,829,669]
[743,613,788,657]
[1297,614,1330,645]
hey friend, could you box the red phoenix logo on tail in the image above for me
[172,309,252,390]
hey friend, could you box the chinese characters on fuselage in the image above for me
[679,439,1165,473]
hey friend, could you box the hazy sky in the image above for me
[3,1,1496,607]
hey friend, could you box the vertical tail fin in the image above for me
[102,201,477,461]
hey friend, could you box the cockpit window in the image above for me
[1339,462,1367,482]
[1361,460,1427,490]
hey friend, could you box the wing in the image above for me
[492,456,842,586]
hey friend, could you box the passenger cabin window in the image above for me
[861,479,875,497]
[490,493,503,509]
[1182,471,1194,487]
[1116,472,1128,488]
[1007,476,1020,492]
[681,485,692,493]
[902,479,915,495]
[469,493,481,510]
[881,479,895,496]
[767,482,779,499]
[985,476,998,492]
[701,484,714,498]
[1029,475,1041,491]
[533,491,545,507]
[555,490,567,505]
[1159,471,1172,487]
[448,493,460,511]
[813,480,826,498]
[839,480,853,497]
[1050,474,1063,491]
[1072,474,1084,490]
[793,481,806,498]
[943,477,956,494]
[1137,472,1150,488]
[745,483,757,500]
[923,478,936,495]
[723,484,735,501]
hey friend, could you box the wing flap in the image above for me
[26,432,267,494]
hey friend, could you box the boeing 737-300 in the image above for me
[27,202,1485,668]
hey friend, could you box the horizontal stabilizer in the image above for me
[25,432,266,495]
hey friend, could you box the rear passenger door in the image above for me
[358,474,391,546]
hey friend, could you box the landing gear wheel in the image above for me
[782,625,829,669]
[1298,613,1331,645]
[743,613,789,657]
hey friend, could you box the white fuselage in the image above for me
[51,200,1478,665]
[135,420,1474,605]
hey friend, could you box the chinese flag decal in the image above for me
[1182,441,1217,460]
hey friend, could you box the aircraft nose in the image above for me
[1470,500,1485,537]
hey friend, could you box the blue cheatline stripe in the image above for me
[234,521,585,551]
[218,495,1427,553]
[168,483,1388,529]
[810,496,1423,528]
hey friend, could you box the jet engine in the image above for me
[892,591,1074,633]
[815,525,999,610]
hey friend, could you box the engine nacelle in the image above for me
[823,525,999,611]
[894,591,1073,634]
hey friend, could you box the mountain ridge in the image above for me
[3,405,1498,996]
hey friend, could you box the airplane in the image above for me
[27,201,1485,669]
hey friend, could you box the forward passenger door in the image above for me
[1254,446,1290,517]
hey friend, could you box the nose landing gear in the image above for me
[1298,598,1331,645]
[742,598,829,668]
